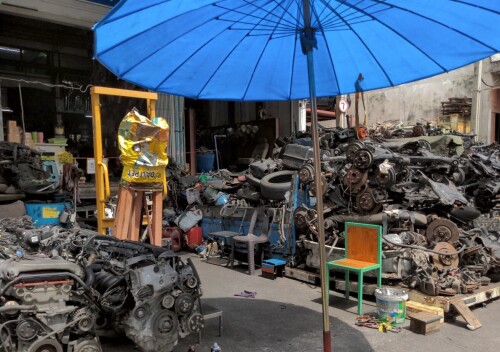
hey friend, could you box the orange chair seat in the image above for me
[329,258,378,270]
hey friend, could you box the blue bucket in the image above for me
[196,152,215,173]
[24,202,71,227]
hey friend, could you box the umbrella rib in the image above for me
[195,0,292,98]
[318,0,363,28]
[452,0,500,15]
[95,0,170,26]
[371,0,500,52]
[152,2,281,93]
[97,1,259,57]
[320,0,383,29]
[114,2,279,78]
[217,1,298,31]
[320,0,394,86]
[328,0,447,72]
[288,3,301,99]
[242,0,297,100]
[310,2,341,94]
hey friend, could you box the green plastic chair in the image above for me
[327,222,382,315]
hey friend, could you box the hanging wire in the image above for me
[0,76,92,93]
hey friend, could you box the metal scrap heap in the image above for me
[285,127,500,296]
[0,219,203,352]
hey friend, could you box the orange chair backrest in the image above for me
[346,223,379,264]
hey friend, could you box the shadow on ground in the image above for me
[102,297,373,352]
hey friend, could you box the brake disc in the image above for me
[345,142,364,162]
[352,149,374,170]
[426,218,460,244]
[432,242,459,270]
[356,188,383,215]
[343,168,368,194]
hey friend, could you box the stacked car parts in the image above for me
[0,224,203,352]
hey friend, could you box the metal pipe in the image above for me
[189,108,196,175]
[474,60,482,143]
[0,81,4,141]
[214,135,226,171]
[18,83,26,145]
[302,1,331,350]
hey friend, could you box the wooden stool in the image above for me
[113,186,163,246]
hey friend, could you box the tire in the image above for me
[245,173,261,188]
[260,170,296,200]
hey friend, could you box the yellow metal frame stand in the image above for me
[90,86,158,235]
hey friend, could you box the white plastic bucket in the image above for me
[374,287,408,324]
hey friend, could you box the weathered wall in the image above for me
[471,58,500,144]
[344,64,475,126]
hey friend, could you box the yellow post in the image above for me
[90,86,158,234]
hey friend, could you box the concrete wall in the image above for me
[471,58,500,144]
[343,64,475,127]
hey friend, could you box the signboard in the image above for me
[338,98,349,113]
[80,0,120,7]
[87,158,108,174]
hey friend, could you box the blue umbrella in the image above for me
[94,1,500,350]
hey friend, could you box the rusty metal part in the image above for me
[412,125,425,137]
[345,141,364,162]
[310,174,328,196]
[426,218,460,244]
[343,168,368,194]
[299,163,315,183]
[432,242,459,270]
[294,207,310,230]
[375,167,396,188]
[352,148,373,170]
[356,188,384,215]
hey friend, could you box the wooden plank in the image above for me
[113,187,134,239]
[346,224,378,263]
[128,191,144,241]
[408,281,500,313]
[406,301,444,323]
[151,191,163,246]
[451,301,482,331]
[285,267,318,284]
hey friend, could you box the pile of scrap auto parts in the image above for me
[285,127,500,297]
[177,125,500,297]
[0,142,59,198]
[0,218,203,352]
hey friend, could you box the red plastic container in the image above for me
[186,226,203,246]
[162,227,182,252]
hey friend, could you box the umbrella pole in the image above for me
[302,1,331,351]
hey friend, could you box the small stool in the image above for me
[198,303,223,343]
[261,258,287,280]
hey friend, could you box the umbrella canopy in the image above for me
[94,2,500,351]
[95,0,500,101]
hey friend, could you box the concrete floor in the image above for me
[104,253,500,352]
